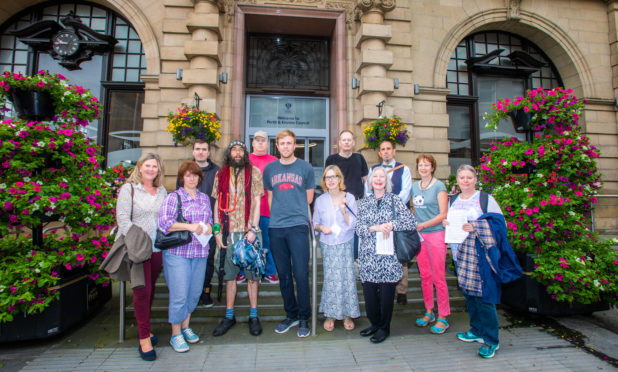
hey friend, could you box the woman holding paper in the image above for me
[443,164,504,359]
[356,166,416,343]
[158,161,213,353]
[313,165,360,332]
[411,154,450,334]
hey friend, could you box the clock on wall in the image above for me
[52,30,80,57]
[10,12,117,70]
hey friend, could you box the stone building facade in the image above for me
[1,0,616,232]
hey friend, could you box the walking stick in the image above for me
[217,192,237,301]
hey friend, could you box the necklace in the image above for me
[420,176,433,190]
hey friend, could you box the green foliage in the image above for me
[478,87,617,305]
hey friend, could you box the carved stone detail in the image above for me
[354,0,396,18]
[505,0,521,20]
[325,0,357,23]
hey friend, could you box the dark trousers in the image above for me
[464,294,499,345]
[133,251,162,339]
[202,236,217,289]
[269,225,311,320]
[362,281,396,334]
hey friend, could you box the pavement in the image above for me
[1,282,617,372]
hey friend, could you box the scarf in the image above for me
[217,165,252,232]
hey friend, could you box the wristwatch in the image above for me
[249,225,261,233]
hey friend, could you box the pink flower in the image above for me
[89,273,100,281]
[65,262,72,270]
[519,161,525,167]
[76,253,85,261]
[525,208,533,215]
[4,201,13,210]
[559,258,569,269]
[525,148,534,155]
[88,157,97,164]
[512,160,518,166]
[36,81,45,88]
[10,285,17,294]
[90,256,97,264]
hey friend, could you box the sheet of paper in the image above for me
[375,231,394,255]
[194,222,213,247]
[331,223,342,237]
[445,209,469,244]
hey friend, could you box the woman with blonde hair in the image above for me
[313,165,359,331]
[116,153,167,361]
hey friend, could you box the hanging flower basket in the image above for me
[362,116,409,150]
[0,70,102,126]
[10,89,55,121]
[166,104,221,146]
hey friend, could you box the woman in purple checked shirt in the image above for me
[158,161,212,353]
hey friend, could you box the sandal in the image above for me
[323,318,335,332]
[415,312,436,327]
[430,318,449,334]
[343,317,355,331]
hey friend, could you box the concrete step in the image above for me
[123,263,466,323]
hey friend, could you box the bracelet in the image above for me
[212,223,221,233]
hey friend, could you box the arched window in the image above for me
[446,31,562,173]
[0,2,147,166]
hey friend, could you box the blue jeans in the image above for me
[464,294,499,345]
[163,251,207,324]
[260,216,277,276]
[269,225,310,320]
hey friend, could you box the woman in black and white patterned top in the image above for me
[356,166,416,343]
[116,153,167,361]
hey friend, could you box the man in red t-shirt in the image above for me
[248,130,279,284]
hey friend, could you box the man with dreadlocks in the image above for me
[211,140,265,336]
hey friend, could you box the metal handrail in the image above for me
[309,204,318,336]
[590,194,618,233]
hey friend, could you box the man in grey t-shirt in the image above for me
[263,129,315,338]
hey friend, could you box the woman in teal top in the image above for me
[411,154,450,334]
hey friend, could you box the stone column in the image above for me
[354,0,396,125]
[183,0,223,116]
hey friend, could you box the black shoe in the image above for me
[213,317,236,336]
[370,329,389,343]
[396,293,407,305]
[200,291,214,308]
[138,345,156,361]
[249,317,262,336]
[360,325,379,337]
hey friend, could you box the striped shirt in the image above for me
[157,187,212,258]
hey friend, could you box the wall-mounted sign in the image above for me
[248,96,327,130]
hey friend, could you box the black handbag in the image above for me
[154,192,192,250]
[390,198,421,263]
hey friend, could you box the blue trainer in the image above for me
[478,343,500,358]
[181,327,200,344]
[456,331,484,343]
[170,334,190,353]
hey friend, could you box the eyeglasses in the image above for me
[324,175,340,181]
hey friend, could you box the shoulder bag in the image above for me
[154,192,192,250]
[390,196,421,263]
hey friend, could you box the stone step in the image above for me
[124,264,466,323]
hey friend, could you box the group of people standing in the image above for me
[116,128,514,362]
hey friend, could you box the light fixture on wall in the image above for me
[414,83,420,95]
[351,77,360,89]
[219,72,228,84]
[393,78,399,89]
[176,68,183,80]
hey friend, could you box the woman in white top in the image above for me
[116,153,168,361]
[443,164,503,359]
[313,165,359,331]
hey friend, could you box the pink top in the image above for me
[250,152,278,217]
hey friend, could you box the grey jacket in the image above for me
[99,224,152,289]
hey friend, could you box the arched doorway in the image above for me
[446,31,563,173]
